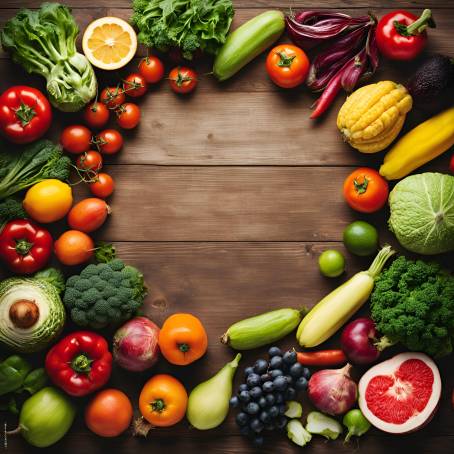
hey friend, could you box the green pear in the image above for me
[186,353,241,430]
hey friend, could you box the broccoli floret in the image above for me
[0,197,27,229]
[371,256,454,357]
[63,259,147,329]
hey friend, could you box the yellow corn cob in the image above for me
[380,107,454,180]
[337,81,413,153]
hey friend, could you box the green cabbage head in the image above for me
[1,3,97,112]
[388,172,454,255]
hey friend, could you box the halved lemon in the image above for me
[82,17,137,70]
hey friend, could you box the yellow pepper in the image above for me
[380,107,454,180]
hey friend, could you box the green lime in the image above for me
[318,249,345,278]
[343,221,379,256]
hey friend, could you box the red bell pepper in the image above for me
[376,9,435,61]
[0,219,53,274]
[0,86,52,144]
[45,331,112,397]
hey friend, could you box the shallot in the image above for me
[307,364,357,415]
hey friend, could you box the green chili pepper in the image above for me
[0,355,32,396]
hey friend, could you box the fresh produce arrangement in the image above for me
[0,0,453,452]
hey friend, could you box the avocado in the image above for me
[407,54,454,113]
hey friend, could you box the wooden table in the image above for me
[1,1,453,453]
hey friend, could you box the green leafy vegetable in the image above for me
[371,256,454,357]
[0,198,27,230]
[21,368,47,395]
[1,2,97,112]
[64,259,147,329]
[0,140,71,201]
[0,356,32,396]
[34,268,65,295]
[132,0,234,60]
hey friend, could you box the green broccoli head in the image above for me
[371,256,454,357]
[63,259,147,329]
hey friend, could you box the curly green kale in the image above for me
[131,0,234,60]
[63,259,147,329]
[370,256,454,357]
[0,140,71,201]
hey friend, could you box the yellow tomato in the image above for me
[24,179,73,223]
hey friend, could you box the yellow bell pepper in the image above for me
[380,107,454,180]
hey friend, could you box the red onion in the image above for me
[113,316,160,372]
[341,317,381,365]
[308,364,357,415]
[286,10,379,118]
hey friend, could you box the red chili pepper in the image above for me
[0,86,52,144]
[45,331,112,397]
[376,9,435,61]
[310,71,343,119]
[0,219,53,274]
[297,349,347,366]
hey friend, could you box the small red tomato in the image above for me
[96,129,123,155]
[343,167,389,213]
[123,73,147,98]
[100,86,126,109]
[450,155,454,174]
[60,125,92,154]
[83,101,110,129]
[76,150,103,172]
[266,44,310,88]
[90,173,115,199]
[139,56,165,84]
[116,103,141,130]
[168,67,198,94]
[67,198,111,233]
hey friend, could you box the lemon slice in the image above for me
[82,17,137,70]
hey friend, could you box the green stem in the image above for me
[395,9,435,36]
[277,51,296,67]
[229,353,242,368]
[71,354,93,373]
[367,245,395,278]
[178,343,190,353]
[374,335,396,351]
[353,176,369,194]
[15,239,33,255]
[151,399,165,413]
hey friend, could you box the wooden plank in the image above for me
[78,164,450,244]
[2,242,453,453]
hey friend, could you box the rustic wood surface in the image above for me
[1,0,453,453]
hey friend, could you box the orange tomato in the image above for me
[139,374,187,427]
[266,44,310,89]
[343,167,389,213]
[158,313,208,366]
[54,230,94,265]
[67,198,111,233]
[85,389,133,437]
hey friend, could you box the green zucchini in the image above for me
[221,308,303,350]
[213,10,285,81]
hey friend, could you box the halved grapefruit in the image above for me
[358,352,441,434]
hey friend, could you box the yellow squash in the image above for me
[380,107,454,180]
[337,81,413,153]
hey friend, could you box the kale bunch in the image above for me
[371,256,454,357]
[132,0,234,60]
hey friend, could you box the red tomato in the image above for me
[116,103,141,130]
[450,155,454,174]
[83,101,110,129]
[76,150,103,172]
[123,73,147,98]
[67,198,110,233]
[138,56,165,84]
[376,10,434,61]
[90,173,115,199]
[343,168,389,213]
[100,86,126,109]
[168,67,198,94]
[60,125,92,154]
[0,86,52,144]
[95,129,123,155]
[266,44,310,88]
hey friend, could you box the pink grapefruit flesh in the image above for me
[358,353,441,434]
